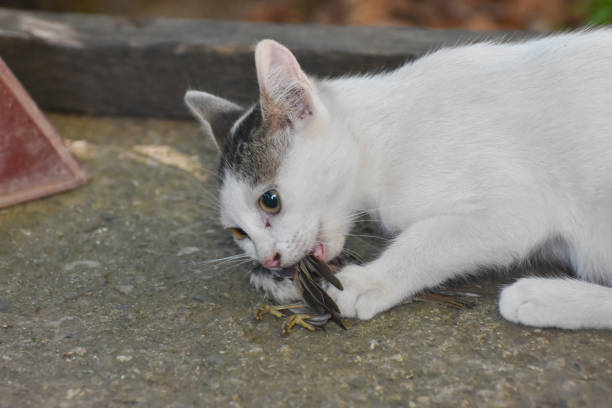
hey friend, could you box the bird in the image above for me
[253,253,477,334]
[254,254,349,334]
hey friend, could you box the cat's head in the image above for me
[185,40,357,268]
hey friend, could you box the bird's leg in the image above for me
[281,313,318,335]
[255,303,306,320]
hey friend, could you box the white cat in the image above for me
[186,30,612,330]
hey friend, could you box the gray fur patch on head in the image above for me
[220,103,291,185]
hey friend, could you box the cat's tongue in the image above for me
[313,242,326,261]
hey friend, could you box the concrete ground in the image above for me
[1,114,610,407]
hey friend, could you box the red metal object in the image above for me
[0,58,90,208]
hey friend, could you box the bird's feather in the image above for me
[294,258,346,329]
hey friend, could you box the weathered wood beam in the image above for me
[0,8,532,118]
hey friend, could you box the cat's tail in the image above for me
[499,277,612,329]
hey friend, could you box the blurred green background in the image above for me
[2,0,608,30]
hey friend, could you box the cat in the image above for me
[185,30,612,330]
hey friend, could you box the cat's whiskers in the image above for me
[197,190,222,209]
[198,165,221,180]
[345,233,390,242]
[341,247,366,264]
[202,253,250,265]
[213,259,255,276]
[354,203,406,215]
[176,198,220,212]
[345,236,381,254]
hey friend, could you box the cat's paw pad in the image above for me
[326,265,384,320]
[499,278,565,328]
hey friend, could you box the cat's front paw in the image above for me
[326,265,387,320]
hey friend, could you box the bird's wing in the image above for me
[295,261,346,330]
[304,255,344,290]
[295,261,341,315]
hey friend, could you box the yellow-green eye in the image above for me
[259,190,281,214]
[231,227,248,240]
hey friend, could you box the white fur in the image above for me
[499,277,612,329]
[249,272,299,303]
[218,31,612,329]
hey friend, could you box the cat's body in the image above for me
[186,30,612,330]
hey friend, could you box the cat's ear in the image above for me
[255,39,318,129]
[184,90,244,150]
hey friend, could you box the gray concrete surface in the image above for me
[1,114,610,407]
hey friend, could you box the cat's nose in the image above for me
[263,252,281,268]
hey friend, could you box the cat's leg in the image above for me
[328,212,544,320]
[500,224,612,329]
[499,278,612,329]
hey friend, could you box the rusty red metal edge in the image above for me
[0,58,90,208]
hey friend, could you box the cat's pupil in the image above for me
[262,191,278,208]
[259,190,281,214]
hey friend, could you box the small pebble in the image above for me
[45,316,77,328]
[0,299,10,312]
[177,247,201,256]
[100,212,115,222]
[193,294,211,302]
[63,346,87,359]
[116,285,134,295]
[391,353,404,362]
[63,291,80,300]
[64,260,101,271]
[116,355,133,362]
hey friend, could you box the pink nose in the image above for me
[263,252,281,268]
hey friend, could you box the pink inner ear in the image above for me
[267,43,296,74]
[255,40,314,124]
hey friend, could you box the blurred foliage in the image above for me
[1,0,609,30]
[590,0,612,24]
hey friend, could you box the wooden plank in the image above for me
[0,8,533,118]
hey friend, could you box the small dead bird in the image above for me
[253,254,479,334]
[254,255,349,334]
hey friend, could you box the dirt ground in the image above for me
[0,114,610,407]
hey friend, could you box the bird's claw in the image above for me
[281,314,317,335]
[255,303,305,320]
[255,303,332,335]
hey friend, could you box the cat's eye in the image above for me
[259,189,281,214]
[231,227,248,240]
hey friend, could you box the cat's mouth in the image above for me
[262,231,329,270]
[265,246,326,271]
[311,229,329,262]
[262,241,327,272]
[312,242,326,261]
[255,252,354,279]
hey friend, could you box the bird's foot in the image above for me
[255,303,332,335]
[254,303,306,320]
[281,313,318,335]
